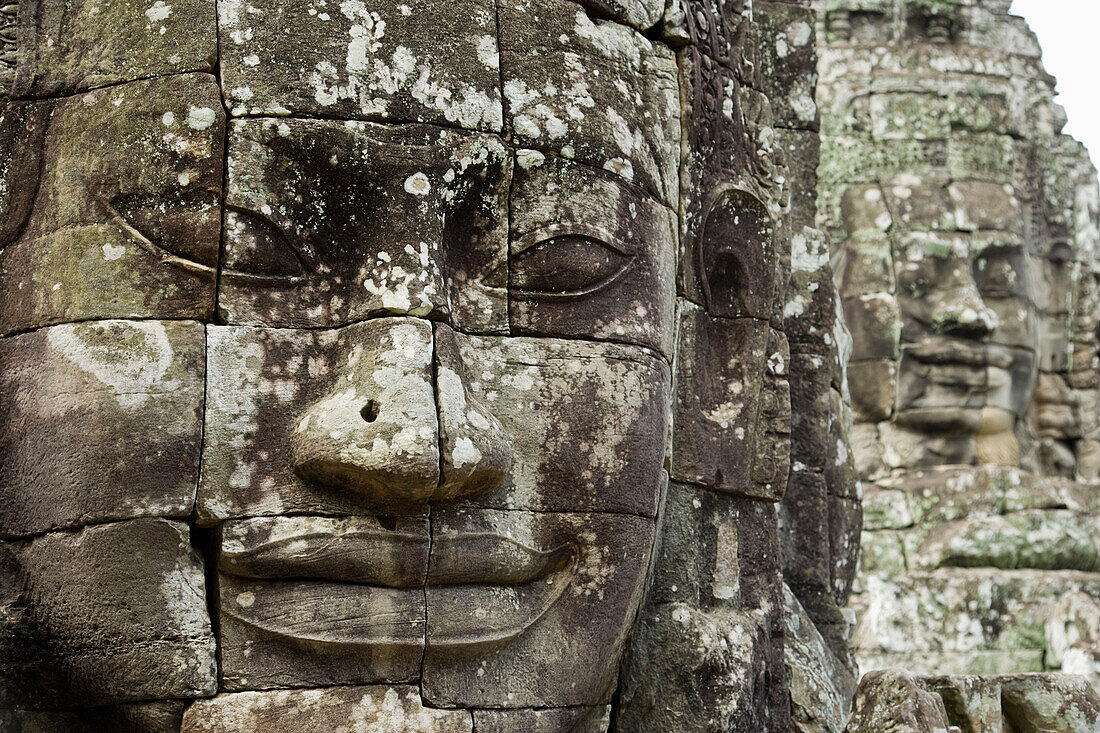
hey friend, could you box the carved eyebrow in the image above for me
[97,192,216,277]
[511,222,631,256]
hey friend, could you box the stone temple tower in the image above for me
[816,0,1100,686]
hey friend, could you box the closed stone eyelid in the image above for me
[511,222,632,257]
[509,227,636,300]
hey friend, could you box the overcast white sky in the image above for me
[1010,1,1100,167]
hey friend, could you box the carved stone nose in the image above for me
[290,318,441,506]
[289,318,510,507]
[932,287,999,338]
[434,324,512,501]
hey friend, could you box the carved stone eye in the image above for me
[511,231,630,299]
[220,205,310,285]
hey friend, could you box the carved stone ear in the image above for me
[697,186,776,320]
[0,101,49,251]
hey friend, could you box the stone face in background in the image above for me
[181,686,473,733]
[844,671,1100,733]
[0,74,224,335]
[818,0,1100,690]
[0,519,215,709]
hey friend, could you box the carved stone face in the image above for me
[837,176,1039,470]
[892,229,1037,463]
[0,0,689,716]
[0,0,810,721]
[198,1,679,709]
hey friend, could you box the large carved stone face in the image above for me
[0,0,806,722]
[891,227,1037,463]
[199,140,674,707]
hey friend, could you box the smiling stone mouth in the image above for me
[216,515,576,652]
[907,339,1014,368]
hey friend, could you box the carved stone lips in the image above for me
[908,340,1014,369]
[217,516,575,651]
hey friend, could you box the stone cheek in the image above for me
[821,0,1100,698]
[671,302,791,501]
[0,320,205,537]
[423,509,657,708]
[0,519,216,709]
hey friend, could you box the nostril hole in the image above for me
[360,400,380,423]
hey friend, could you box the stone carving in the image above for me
[817,0,1100,691]
[1,0,860,730]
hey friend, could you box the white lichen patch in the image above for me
[403,172,430,196]
[187,106,217,130]
[102,243,127,261]
[47,321,176,409]
[145,0,172,23]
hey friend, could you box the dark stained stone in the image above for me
[472,706,609,733]
[0,701,185,733]
[218,119,510,332]
[754,1,818,131]
[671,302,791,500]
[0,519,215,709]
